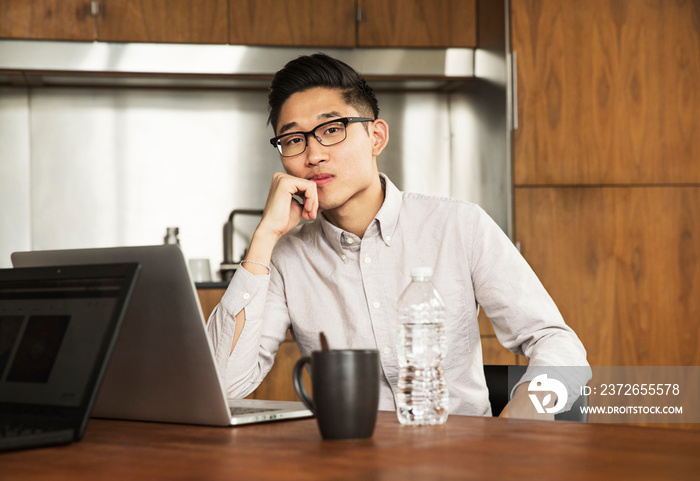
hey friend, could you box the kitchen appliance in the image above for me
[220,209,264,281]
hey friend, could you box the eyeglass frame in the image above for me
[269,117,375,157]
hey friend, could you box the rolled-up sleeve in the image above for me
[206,267,285,398]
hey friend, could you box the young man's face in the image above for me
[275,87,388,216]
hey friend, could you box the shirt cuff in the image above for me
[220,266,270,321]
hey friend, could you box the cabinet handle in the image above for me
[512,51,518,131]
[90,0,99,16]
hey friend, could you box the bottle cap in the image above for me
[410,266,433,278]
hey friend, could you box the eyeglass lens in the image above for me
[276,121,347,157]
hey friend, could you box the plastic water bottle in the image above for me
[396,267,449,425]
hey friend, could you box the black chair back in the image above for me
[483,365,588,421]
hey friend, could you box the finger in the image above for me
[293,181,317,220]
[303,192,318,220]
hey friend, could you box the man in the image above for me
[207,53,590,419]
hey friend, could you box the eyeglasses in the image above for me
[270,117,374,157]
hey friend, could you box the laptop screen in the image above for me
[0,265,139,410]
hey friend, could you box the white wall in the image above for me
[0,86,507,276]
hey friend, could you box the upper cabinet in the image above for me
[97,0,228,44]
[511,0,700,185]
[1,0,477,48]
[357,0,476,48]
[229,0,356,47]
[230,0,476,47]
[0,0,95,41]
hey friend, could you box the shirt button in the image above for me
[383,346,391,355]
[386,235,391,242]
[373,301,380,309]
[243,292,250,300]
[341,254,347,260]
[346,238,354,245]
[364,257,371,264]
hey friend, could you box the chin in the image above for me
[317,199,341,214]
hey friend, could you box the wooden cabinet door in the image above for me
[511,0,700,369]
[515,187,700,366]
[357,0,476,48]
[229,0,355,47]
[511,0,700,186]
[97,0,228,43]
[0,0,95,41]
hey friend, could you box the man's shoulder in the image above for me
[400,191,483,216]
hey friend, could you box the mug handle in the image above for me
[292,357,315,413]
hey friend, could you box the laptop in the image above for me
[12,245,312,426]
[0,263,140,452]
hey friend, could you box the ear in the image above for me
[370,119,389,156]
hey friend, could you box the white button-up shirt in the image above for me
[207,174,590,415]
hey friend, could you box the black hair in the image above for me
[267,53,380,132]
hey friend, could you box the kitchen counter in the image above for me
[194,281,230,289]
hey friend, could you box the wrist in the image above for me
[240,259,270,275]
[251,222,284,249]
[238,228,277,275]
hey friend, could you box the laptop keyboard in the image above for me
[0,409,75,435]
[1,423,46,438]
[229,407,280,416]
[0,419,74,452]
[1,414,60,438]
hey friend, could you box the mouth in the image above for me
[308,173,334,186]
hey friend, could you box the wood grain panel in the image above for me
[358,0,476,47]
[197,287,306,401]
[515,186,700,366]
[196,287,226,320]
[98,0,228,43]
[5,414,700,477]
[229,0,355,47]
[246,339,308,401]
[0,0,94,40]
[511,0,700,185]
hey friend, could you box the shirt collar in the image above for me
[318,173,402,258]
[374,173,401,246]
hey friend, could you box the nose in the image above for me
[304,134,329,166]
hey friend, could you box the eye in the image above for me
[281,134,304,147]
[322,123,345,137]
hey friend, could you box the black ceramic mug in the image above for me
[293,349,380,440]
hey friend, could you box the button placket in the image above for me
[339,231,360,263]
[359,234,399,399]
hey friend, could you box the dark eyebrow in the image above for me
[278,121,298,135]
[278,111,344,135]
[319,111,342,120]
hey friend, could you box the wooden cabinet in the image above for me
[357,0,476,48]
[1,0,476,47]
[0,0,94,41]
[229,0,356,47]
[0,0,228,44]
[511,0,700,366]
[515,187,700,366]
[512,0,700,185]
[97,0,228,43]
[231,0,476,47]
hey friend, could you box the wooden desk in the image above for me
[2,413,698,480]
